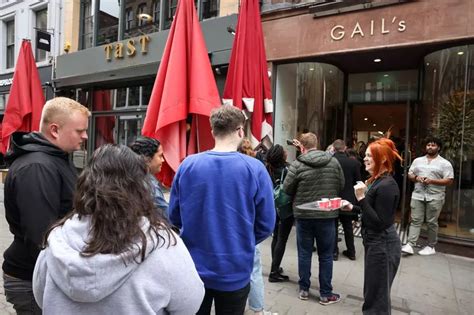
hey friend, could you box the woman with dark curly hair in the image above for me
[266,144,293,283]
[130,136,168,215]
[32,144,204,314]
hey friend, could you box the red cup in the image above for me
[330,198,342,209]
[318,200,330,209]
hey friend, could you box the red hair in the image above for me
[367,138,402,183]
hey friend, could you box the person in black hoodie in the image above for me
[332,139,361,261]
[2,97,90,314]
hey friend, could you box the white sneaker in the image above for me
[418,246,436,256]
[401,243,414,255]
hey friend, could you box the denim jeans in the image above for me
[3,273,42,315]
[196,283,250,315]
[248,245,264,311]
[408,198,445,247]
[362,225,401,314]
[296,218,335,297]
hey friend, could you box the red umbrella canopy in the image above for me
[142,0,221,187]
[223,0,273,148]
[1,40,45,153]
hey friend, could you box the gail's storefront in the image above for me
[261,0,474,248]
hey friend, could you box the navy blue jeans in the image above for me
[362,225,401,314]
[296,218,335,297]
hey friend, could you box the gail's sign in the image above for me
[330,17,406,41]
[104,35,151,61]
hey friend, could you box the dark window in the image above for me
[125,8,133,30]
[153,0,160,24]
[137,3,147,27]
[201,0,219,20]
[6,20,15,69]
[124,0,159,39]
[164,0,177,30]
[97,0,120,45]
[80,0,93,49]
[35,9,48,62]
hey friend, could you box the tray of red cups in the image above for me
[296,197,348,212]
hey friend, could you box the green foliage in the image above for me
[431,92,474,166]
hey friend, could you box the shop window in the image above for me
[0,93,9,110]
[348,70,418,103]
[422,45,474,240]
[274,63,344,161]
[201,0,219,20]
[80,0,93,49]
[35,8,48,62]
[6,19,15,69]
[97,0,120,45]
[137,3,148,27]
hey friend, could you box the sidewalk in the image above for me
[0,187,472,314]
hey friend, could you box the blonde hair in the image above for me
[299,132,318,150]
[40,97,91,132]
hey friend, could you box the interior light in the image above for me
[373,123,377,127]
[364,117,368,121]
[426,62,430,66]
[384,74,389,77]
[309,68,315,71]
[373,58,382,63]
[457,51,464,56]
[138,13,152,22]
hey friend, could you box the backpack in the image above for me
[274,167,293,220]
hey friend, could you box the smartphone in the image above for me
[286,139,294,146]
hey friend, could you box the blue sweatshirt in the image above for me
[168,151,275,291]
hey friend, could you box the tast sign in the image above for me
[330,17,406,41]
[104,35,151,61]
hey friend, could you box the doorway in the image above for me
[348,100,420,233]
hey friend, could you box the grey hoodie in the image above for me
[33,215,204,314]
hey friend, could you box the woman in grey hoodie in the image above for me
[32,144,204,314]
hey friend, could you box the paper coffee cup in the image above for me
[330,197,342,208]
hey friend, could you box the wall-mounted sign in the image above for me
[104,35,151,61]
[330,17,406,41]
[0,78,13,87]
[36,30,51,52]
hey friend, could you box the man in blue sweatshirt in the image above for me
[168,105,275,315]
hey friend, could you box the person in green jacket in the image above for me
[283,132,344,305]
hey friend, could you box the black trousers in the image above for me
[270,215,294,273]
[196,283,250,315]
[334,215,356,256]
[362,225,401,315]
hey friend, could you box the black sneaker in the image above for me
[342,250,356,260]
[268,271,289,283]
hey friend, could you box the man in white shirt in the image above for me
[402,136,454,256]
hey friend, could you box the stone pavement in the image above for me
[0,186,472,314]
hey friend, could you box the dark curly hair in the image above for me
[130,137,161,161]
[423,135,443,150]
[43,144,175,263]
[265,144,287,177]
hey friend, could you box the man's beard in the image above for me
[426,149,438,157]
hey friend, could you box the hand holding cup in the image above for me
[354,181,367,201]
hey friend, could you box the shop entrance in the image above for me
[347,101,420,230]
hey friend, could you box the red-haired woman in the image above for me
[341,138,402,314]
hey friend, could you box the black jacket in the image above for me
[283,150,344,219]
[2,132,77,280]
[333,152,362,214]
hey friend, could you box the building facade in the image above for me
[261,0,474,245]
